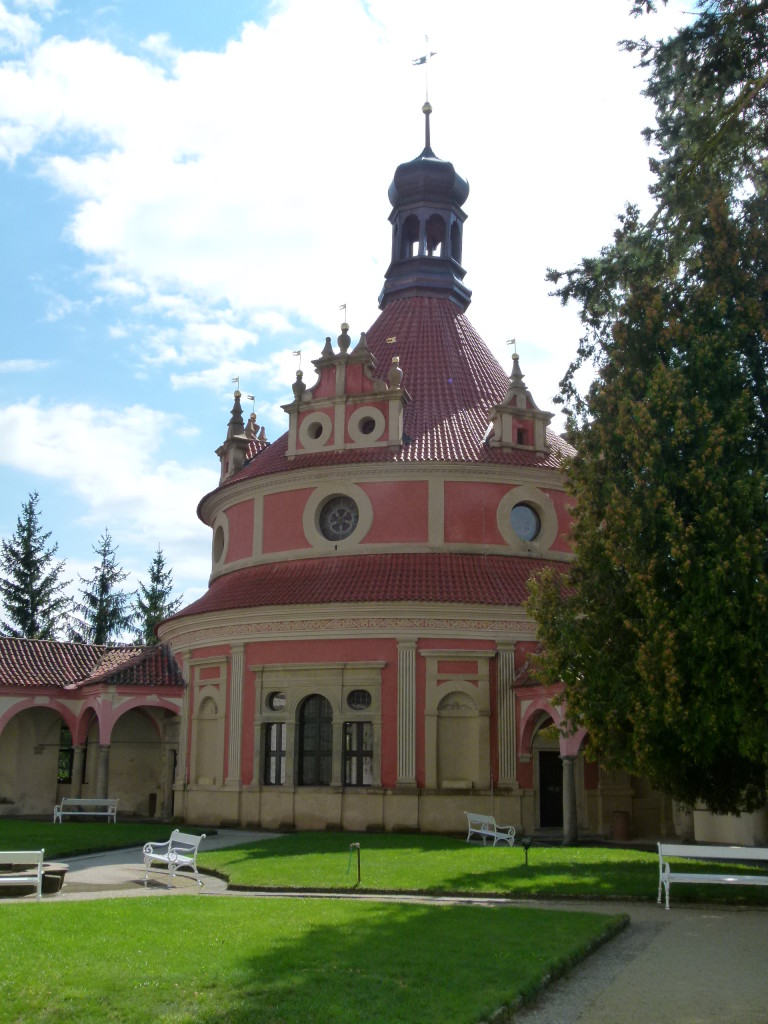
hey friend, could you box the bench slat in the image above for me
[657,842,768,909]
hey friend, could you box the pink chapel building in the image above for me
[157,104,675,840]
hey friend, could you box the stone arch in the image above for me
[107,703,181,817]
[0,703,71,816]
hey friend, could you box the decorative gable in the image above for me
[487,353,552,454]
[282,324,410,459]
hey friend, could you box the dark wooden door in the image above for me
[539,751,563,827]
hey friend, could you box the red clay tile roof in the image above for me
[0,637,185,690]
[169,552,562,620]
[225,297,572,488]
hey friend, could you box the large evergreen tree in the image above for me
[71,529,133,645]
[0,491,71,639]
[529,1,768,813]
[133,546,182,644]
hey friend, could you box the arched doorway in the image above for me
[533,720,563,829]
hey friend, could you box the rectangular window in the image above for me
[344,721,373,786]
[264,723,286,785]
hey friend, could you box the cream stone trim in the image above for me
[198,459,568,527]
[298,410,333,451]
[250,660,384,788]
[302,482,374,551]
[497,484,558,554]
[227,646,244,784]
[161,604,539,649]
[347,406,386,445]
[496,644,517,785]
[397,641,417,785]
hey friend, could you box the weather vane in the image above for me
[231,375,240,389]
[507,338,517,355]
[339,303,347,323]
[412,35,436,102]
[292,349,302,370]
[246,393,255,413]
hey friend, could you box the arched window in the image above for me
[400,214,420,259]
[298,695,333,786]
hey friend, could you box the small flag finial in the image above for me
[413,36,436,104]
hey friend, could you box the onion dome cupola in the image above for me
[378,103,471,312]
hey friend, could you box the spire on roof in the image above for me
[378,104,471,312]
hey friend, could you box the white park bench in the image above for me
[53,797,118,823]
[0,850,44,900]
[143,829,207,887]
[465,812,516,846]
[657,842,768,909]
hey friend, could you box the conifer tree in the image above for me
[71,529,132,645]
[0,491,71,639]
[529,1,768,813]
[133,546,182,644]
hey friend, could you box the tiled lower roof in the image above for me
[227,297,572,487]
[169,552,563,619]
[0,637,185,690]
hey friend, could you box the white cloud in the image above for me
[0,1,41,52]
[0,397,218,587]
[0,358,53,372]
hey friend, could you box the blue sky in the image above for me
[0,0,688,618]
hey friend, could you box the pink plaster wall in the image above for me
[262,488,314,553]
[224,500,255,563]
[443,481,506,544]
[361,480,429,543]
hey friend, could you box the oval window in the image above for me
[267,691,287,711]
[510,503,540,542]
[346,689,372,711]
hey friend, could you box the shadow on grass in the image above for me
[3,897,624,1024]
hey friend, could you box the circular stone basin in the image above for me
[0,862,68,898]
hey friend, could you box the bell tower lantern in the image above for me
[378,103,471,312]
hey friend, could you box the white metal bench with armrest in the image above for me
[657,842,768,909]
[143,829,207,887]
[465,812,516,846]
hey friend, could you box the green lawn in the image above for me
[199,832,768,906]
[0,820,184,859]
[0,897,624,1024]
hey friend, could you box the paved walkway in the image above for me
[14,832,768,1022]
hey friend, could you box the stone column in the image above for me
[226,646,244,786]
[561,755,577,845]
[95,745,110,798]
[161,747,176,818]
[496,644,516,785]
[177,659,190,786]
[397,641,417,786]
[284,721,297,786]
[70,746,85,797]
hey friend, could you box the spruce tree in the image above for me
[133,546,182,644]
[0,491,71,639]
[71,529,132,645]
[529,1,768,813]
